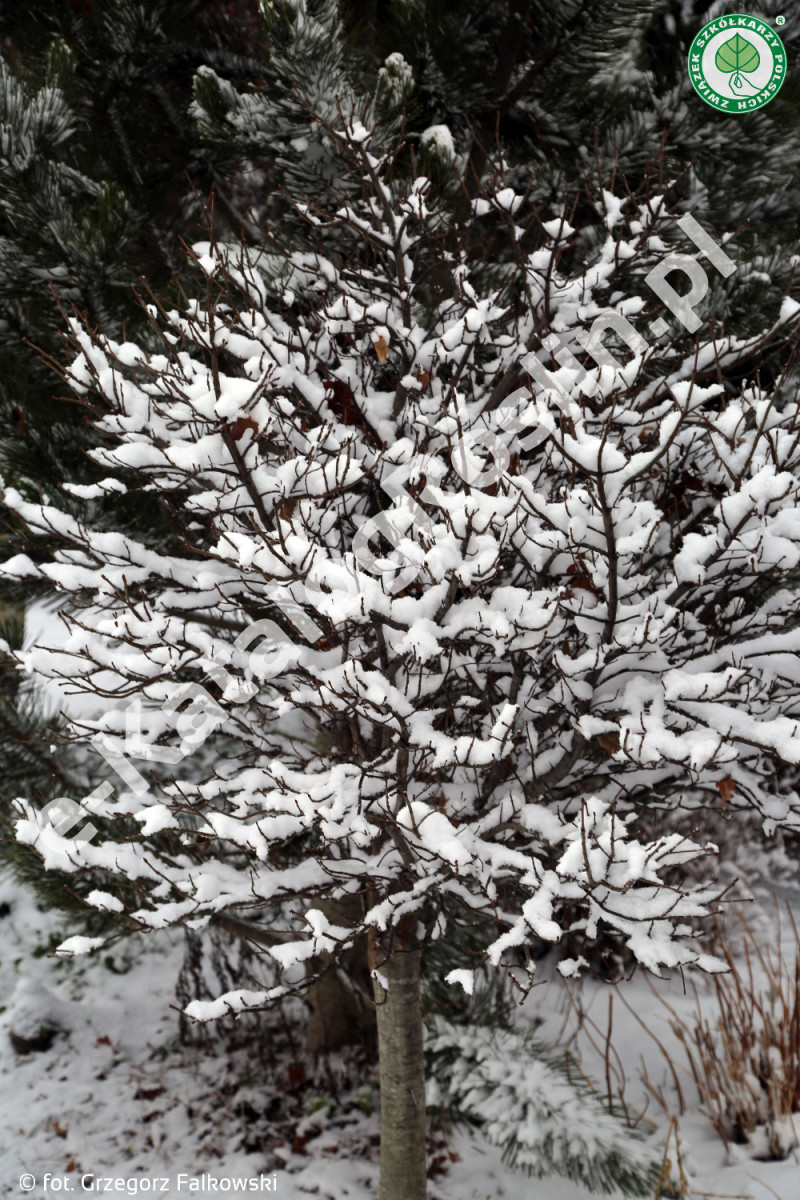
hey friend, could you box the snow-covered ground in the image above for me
[2,870,799,1200]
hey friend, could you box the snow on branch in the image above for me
[3,101,800,1006]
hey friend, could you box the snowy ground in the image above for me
[2,871,800,1200]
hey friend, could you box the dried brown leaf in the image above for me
[716,777,735,805]
[597,732,621,756]
[229,416,259,442]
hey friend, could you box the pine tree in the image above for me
[0,0,262,880]
[191,3,798,261]
[428,1019,658,1193]
[0,0,263,484]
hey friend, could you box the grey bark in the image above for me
[370,930,427,1200]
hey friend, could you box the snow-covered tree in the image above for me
[3,99,800,1197]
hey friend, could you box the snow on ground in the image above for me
[1,869,800,1199]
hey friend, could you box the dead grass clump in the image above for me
[670,906,800,1160]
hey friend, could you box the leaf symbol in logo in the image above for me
[714,33,760,93]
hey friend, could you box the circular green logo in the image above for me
[687,14,787,112]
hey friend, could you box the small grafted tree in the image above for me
[4,102,800,1197]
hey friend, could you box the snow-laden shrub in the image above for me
[7,978,69,1055]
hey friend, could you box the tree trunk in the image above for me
[369,929,427,1200]
[306,896,376,1054]
[304,717,378,1055]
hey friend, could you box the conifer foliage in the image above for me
[0,0,262,495]
[0,0,262,849]
[428,1020,659,1193]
